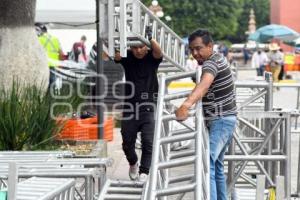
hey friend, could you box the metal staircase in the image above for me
[99,0,187,72]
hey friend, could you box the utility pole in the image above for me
[94,0,107,158]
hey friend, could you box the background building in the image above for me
[271,0,300,51]
[271,0,300,33]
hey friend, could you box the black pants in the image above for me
[278,64,284,80]
[121,111,155,174]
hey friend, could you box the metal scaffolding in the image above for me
[226,111,291,198]
[225,73,292,199]
[145,69,210,200]
[0,152,112,200]
[16,177,76,200]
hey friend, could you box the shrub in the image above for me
[0,80,84,150]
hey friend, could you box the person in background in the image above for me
[251,49,269,76]
[278,48,285,80]
[219,43,228,58]
[35,23,64,87]
[227,48,234,65]
[70,35,88,63]
[242,44,250,65]
[186,54,200,82]
[87,42,110,71]
[186,54,199,71]
[268,43,284,82]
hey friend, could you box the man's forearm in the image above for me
[183,84,208,108]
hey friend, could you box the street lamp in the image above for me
[165,15,172,22]
[149,0,164,18]
[165,15,172,29]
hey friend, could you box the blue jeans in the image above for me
[256,65,265,76]
[207,115,237,200]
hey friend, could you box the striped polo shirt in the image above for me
[201,52,237,120]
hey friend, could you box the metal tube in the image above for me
[238,117,266,136]
[240,173,257,187]
[96,0,104,139]
[224,155,286,161]
[237,89,267,111]
[8,162,17,200]
[239,138,265,143]
[235,81,269,88]
[159,132,196,144]
[195,66,205,200]
[85,176,92,200]
[108,187,143,193]
[168,174,194,184]
[98,179,111,200]
[163,110,195,131]
[169,129,192,136]
[157,157,195,169]
[147,74,166,200]
[104,194,141,199]
[158,67,181,73]
[109,180,144,187]
[119,0,127,57]
[265,72,273,111]
[164,71,196,82]
[156,183,196,197]
[169,149,195,160]
[257,119,282,154]
[162,111,195,121]
[162,86,171,199]
[285,115,292,199]
[107,0,114,56]
[297,129,300,195]
[164,91,192,101]
[256,175,266,200]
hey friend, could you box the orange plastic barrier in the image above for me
[284,64,300,71]
[57,116,114,141]
[88,117,114,141]
[284,54,300,71]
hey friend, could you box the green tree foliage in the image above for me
[142,0,269,42]
[143,0,242,40]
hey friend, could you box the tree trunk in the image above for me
[0,0,49,89]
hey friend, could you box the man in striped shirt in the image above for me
[175,29,237,200]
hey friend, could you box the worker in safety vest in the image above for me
[35,23,64,87]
